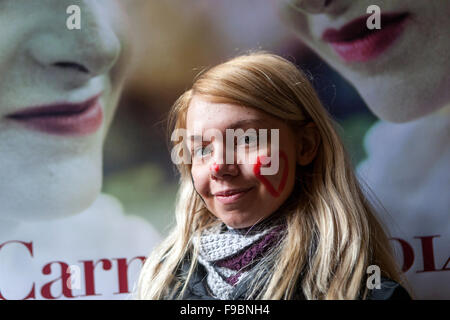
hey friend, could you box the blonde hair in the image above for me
[135,52,407,300]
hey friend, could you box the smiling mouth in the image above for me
[6,94,103,136]
[214,187,254,204]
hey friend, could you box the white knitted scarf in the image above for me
[196,222,280,300]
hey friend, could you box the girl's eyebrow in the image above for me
[187,118,271,140]
[227,118,271,130]
[188,135,203,141]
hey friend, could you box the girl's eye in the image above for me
[236,134,258,147]
[193,144,213,158]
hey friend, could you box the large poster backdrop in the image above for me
[0,0,448,300]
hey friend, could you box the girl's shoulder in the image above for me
[170,256,218,300]
[365,277,412,300]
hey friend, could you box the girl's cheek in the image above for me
[252,150,290,198]
[191,166,209,195]
[235,147,258,166]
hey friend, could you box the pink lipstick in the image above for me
[322,12,409,62]
[7,94,103,136]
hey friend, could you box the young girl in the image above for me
[136,52,411,300]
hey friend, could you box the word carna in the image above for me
[0,240,145,300]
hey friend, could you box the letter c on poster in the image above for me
[0,241,35,300]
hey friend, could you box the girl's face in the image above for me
[0,0,133,221]
[186,96,300,229]
[279,0,450,122]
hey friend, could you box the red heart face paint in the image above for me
[253,150,289,198]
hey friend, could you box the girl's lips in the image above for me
[214,187,253,205]
[6,94,103,136]
[322,12,409,62]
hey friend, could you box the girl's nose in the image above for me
[210,161,239,180]
[25,2,121,87]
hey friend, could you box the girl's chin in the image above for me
[220,214,260,230]
[224,222,251,229]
